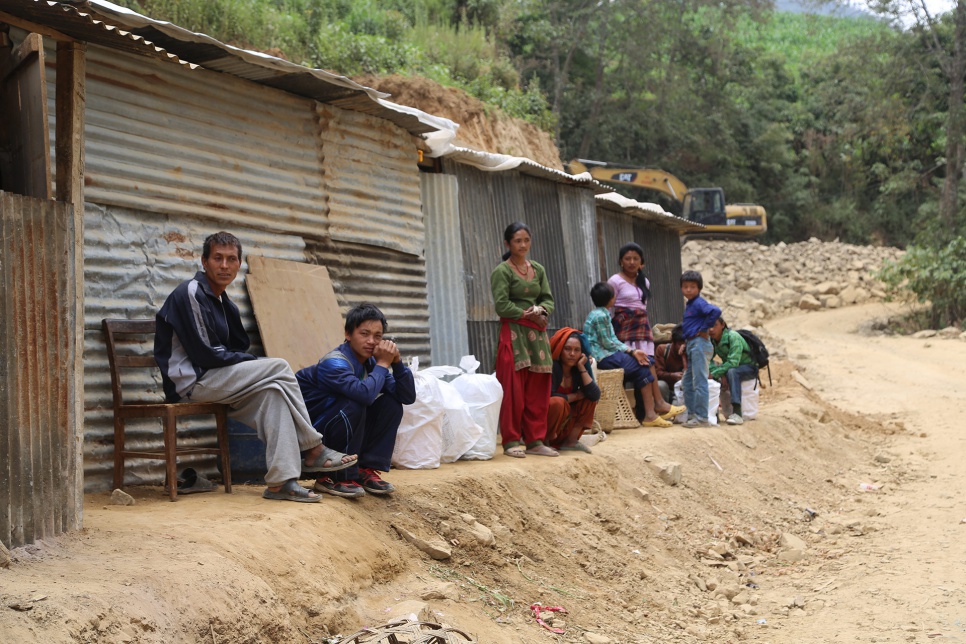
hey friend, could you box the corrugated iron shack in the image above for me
[0,0,452,547]
[421,148,604,370]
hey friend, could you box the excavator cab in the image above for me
[682,188,727,226]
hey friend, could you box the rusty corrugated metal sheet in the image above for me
[596,207,685,325]
[305,237,432,365]
[80,0,442,136]
[318,104,425,257]
[82,204,307,492]
[82,44,329,236]
[420,173,469,367]
[0,192,79,548]
[0,0,188,66]
[1,1,443,136]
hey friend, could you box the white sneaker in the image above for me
[726,413,744,426]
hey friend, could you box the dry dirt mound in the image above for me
[354,74,563,170]
[0,356,908,644]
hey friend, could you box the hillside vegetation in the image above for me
[115,0,966,326]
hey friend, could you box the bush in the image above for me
[877,236,966,328]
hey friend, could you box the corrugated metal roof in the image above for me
[421,173,470,367]
[596,192,703,233]
[2,0,453,137]
[0,0,187,65]
[444,146,611,193]
[318,104,425,257]
[80,0,447,136]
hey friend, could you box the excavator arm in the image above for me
[569,159,689,204]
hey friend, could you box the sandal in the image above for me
[559,442,592,454]
[302,446,358,473]
[262,479,321,503]
[660,404,687,420]
[503,446,526,458]
[525,444,559,457]
[640,416,673,428]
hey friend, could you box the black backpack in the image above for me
[735,329,772,387]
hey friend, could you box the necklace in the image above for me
[509,259,530,278]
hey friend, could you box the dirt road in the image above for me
[767,303,966,643]
[1,302,964,643]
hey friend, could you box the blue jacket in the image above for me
[682,295,721,340]
[154,271,255,402]
[296,341,417,429]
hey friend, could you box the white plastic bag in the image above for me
[740,379,759,419]
[451,355,503,461]
[421,364,486,464]
[673,379,721,425]
[717,379,759,419]
[392,357,443,470]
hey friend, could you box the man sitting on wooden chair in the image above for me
[154,231,357,503]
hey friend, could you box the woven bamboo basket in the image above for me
[594,369,640,430]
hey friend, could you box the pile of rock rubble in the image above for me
[680,238,905,354]
[682,238,903,327]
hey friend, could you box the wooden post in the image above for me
[55,40,85,529]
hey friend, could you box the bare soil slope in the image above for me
[354,74,564,170]
[3,302,964,643]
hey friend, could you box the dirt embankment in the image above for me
[354,74,564,170]
[4,241,966,643]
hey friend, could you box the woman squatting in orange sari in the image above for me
[546,328,600,453]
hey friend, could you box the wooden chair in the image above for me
[102,319,232,501]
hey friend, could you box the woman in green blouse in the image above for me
[490,222,558,458]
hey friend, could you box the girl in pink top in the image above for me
[608,242,685,422]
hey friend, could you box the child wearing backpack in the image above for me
[708,316,759,425]
[680,271,721,428]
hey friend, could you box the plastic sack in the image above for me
[421,363,486,464]
[392,357,443,470]
[450,355,503,461]
[740,379,759,419]
[673,379,721,425]
[718,379,760,419]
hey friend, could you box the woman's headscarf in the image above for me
[549,327,594,378]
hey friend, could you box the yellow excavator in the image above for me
[569,159,767,237]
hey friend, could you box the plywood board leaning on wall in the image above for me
[246,256,345,373]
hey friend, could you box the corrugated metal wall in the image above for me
[83,44,328,236]
[556,183,600,327]
[305,237,432,365]
[82,204,307,492]
[1,193,79,548]
[596,208,685,325]
[421,173,469,367]
[445,162,599,370]
[73,42,431,491]
[318,104,424,257]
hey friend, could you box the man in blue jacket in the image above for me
[155,231,356,503]
[297,303,416,498]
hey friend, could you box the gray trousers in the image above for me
[187,358,322,487]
